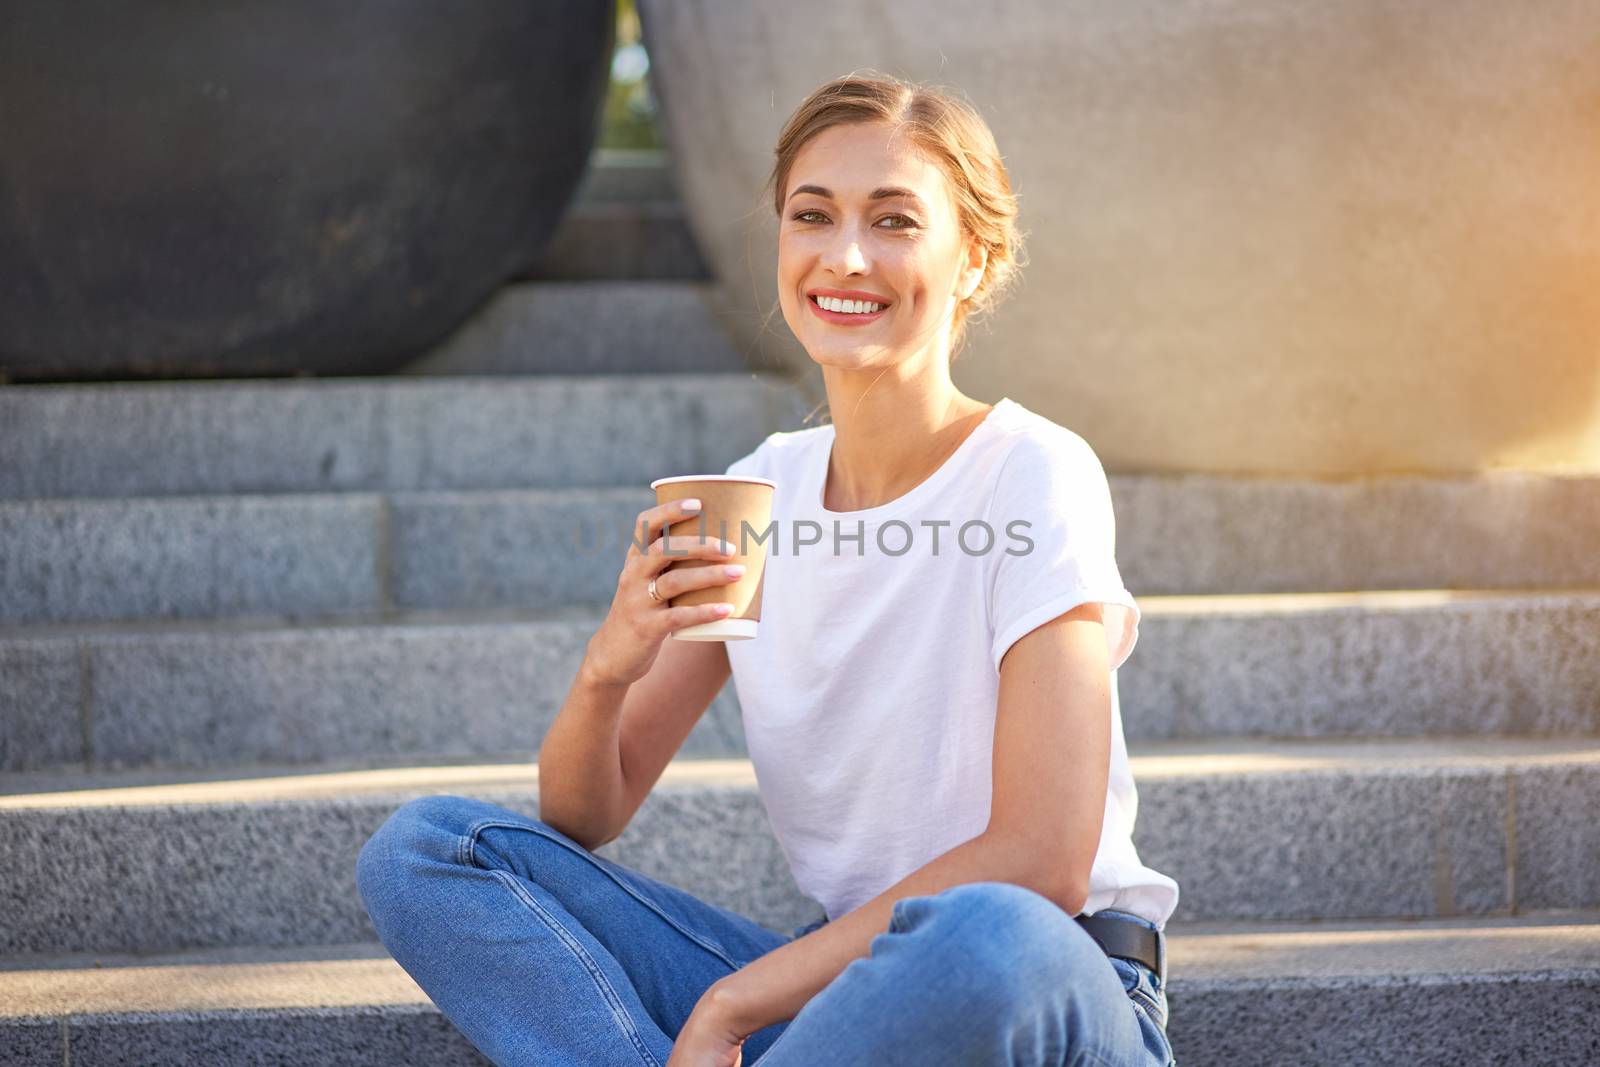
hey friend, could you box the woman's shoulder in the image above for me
[723,423,830,480]
[987,399,1108,484]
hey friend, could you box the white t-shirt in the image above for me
[721,396,1181,929]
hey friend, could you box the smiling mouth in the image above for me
[809,294,891,317]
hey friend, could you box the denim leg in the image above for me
[751,881,1170,1067]
[1097,913,1176,1067]
[355,794,795,1067]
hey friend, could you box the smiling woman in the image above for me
[710,74,1176,1067]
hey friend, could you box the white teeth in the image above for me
[817,296,884,314]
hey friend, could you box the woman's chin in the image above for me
[805,341,882,368]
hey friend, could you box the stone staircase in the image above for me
[3,155,1598,1066]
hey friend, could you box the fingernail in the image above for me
[724,564,745,578]
[683,498,701,511]
[720,540,738,555]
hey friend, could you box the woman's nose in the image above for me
[823,230,870,276]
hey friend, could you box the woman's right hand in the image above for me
[582,498,746,689]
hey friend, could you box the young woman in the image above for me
[357,73,1180,1067]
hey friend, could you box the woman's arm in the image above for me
[987,599,1113,903]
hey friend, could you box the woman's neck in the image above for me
[821,387,995,513]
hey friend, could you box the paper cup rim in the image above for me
[651,475,777,490]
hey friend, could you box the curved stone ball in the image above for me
[0,0,615,381]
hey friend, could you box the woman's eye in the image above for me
[789,210,917,229]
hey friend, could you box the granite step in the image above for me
[0,942,494,1067]
[520,146,711,282]
[395,281,741,375]
[0,372,802,500]
[4,591,1597,774]
[4,378,1597,593]
[1,739,1595,955]
[1164,910,1600,1065]
[6,479,1593,630]
[2,913,1596,1066]
[521,202,711,282]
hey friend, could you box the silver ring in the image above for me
[647,576,665,603]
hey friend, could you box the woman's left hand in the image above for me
[667,988,749,1067]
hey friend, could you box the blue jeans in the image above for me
[356,794,1177,1067]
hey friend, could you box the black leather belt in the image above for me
[1075,912,1166,985]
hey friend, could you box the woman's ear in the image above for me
[959,238,988,301]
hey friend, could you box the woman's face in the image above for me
[777,121,983,370]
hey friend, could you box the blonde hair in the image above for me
[765,71,1027,361]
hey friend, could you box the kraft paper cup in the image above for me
[650,474,775,641]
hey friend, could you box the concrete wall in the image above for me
[639,0,1600,474]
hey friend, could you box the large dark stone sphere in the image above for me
[0,1,614,381]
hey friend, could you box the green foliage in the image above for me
[600,0,664,150]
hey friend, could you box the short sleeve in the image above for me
[984,432,1141,674]
[723,433,775,479]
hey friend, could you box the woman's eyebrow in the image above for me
[787,184,928,210]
